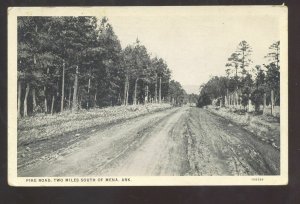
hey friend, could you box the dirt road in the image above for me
[18,107,279,176]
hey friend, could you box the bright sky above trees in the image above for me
[105,7,280,93]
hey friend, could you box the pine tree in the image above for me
[17,16,178,116]
[265,41,280,105]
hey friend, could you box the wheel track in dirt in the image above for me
[18,106,279,177]
[18,107,184,176]
[188,108,279,175]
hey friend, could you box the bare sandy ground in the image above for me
[18,106,279,176]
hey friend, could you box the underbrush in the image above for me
[18,103,172,146]
[206,106,280,150]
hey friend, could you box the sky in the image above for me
[102,7,281,94]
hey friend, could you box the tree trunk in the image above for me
[159,77,162,103]
[263,93,266,114]
[61,59,65,112]
[235,92,238,108]
[123,76,127,105]
[31,53,37,113]
[228,95,230,106]
[44,86,48,113]
[123,75,129,106]
[126,79,129,105]
[232,95,234,107]
[87,75,91,109]
[51,95,55,115]
[247,94,251,112]
[72,65,79,112]
[226,89,229,105]
[32,88,37,108]
[94,87,97,108]
[44,67,49,114]
[271,91,274,114]
[274,95,279,106]
[233,94,236,107]
[32,88,37,112]
[145,84,149,104]
[32,54,37,113]
[68,86,72,110]
[154,77,158,103]
[94,92,97,107]
[117,93,121,105]
[23,83,30,117]
[79,95,82,108]
[133,78,138,105]
[17,80,22,118]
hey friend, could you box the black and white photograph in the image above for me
[8,6,288,186]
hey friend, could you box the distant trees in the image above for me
[17,16,183,118]
[197,92,211,108]
[150,57,171,104]
[197,76,228,107]
[168,80,187,106]
[188,93,199,105]
[122,40,172,106]
[198,40,280,115]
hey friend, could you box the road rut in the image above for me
[18,107,279,176]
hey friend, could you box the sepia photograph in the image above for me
[7,6,288,186]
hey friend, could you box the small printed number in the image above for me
[252,178,264,181]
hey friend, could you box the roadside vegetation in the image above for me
[197,40,281,150]
[197,40,280,118]
[207,106,280,150]
[18,103,172,147]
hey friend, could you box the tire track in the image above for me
[19,108,181,177]
[186,107,279,175]
[19,106,280,177]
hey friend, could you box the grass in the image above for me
[207,105,280,150]
[18,103,172,146]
